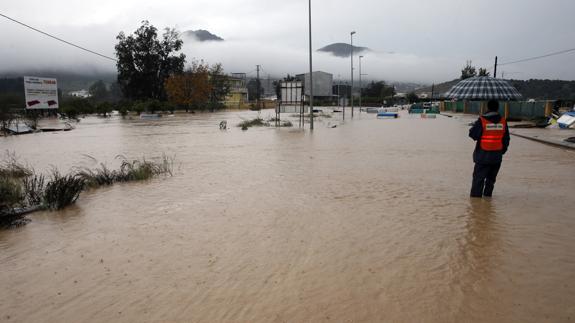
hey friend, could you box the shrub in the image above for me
[0,177,23,211]
[60,98,95,119]
[22,174,45,206]
[95,102,114,116]
[237,117,269,128]
[76,164,117,188]
[116,155,173,182]
[43,171,85,210]
[0,152,32,178]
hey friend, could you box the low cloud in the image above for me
[183,39,457,83]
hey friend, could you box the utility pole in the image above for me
[308,0,314,130]
[267,74,271,99]
[359,55,363,111]
[350,31,356,118]
[337,74,340,109]
[343,82,346,120]
[256,65,261,108]
[430,83,434,106]
[494,56,498,78]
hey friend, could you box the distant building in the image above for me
[295,71,333,100]
[68,89,91,98]
[224,73,248,108]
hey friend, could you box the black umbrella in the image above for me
[443,76,522,100]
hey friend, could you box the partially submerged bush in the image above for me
[281,120,293,127]
[117,155,173,182]
[0,152,32,178]
[0,177,23,211]
[74,155,173,188]
[43,171,85,210]
[77,164,116,188]
[1,153,174,225]
[238,117,269,129]
[22,174,45,206]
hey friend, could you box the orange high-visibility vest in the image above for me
[480,117,506,151]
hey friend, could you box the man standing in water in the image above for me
[469,100,510,198]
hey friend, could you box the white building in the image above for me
[68,89,91,98]
[295,71,333,98]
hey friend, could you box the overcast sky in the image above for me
[1,0,575,83]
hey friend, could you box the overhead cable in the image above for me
[0,12,117,62]
[499,47,575,66]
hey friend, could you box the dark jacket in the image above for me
[469,111,510,164]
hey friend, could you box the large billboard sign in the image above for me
[280,81,303,104]
[24,76,59,109]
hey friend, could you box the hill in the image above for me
[415,79,460,96]
[416,79,575,100]
[182,30,224,42]
[0,71,116,93]
[317,43,369,58]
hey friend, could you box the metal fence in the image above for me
[442,100,550,120]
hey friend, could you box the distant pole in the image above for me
[256,65,261,108]
[494,56,498,78]
[308,0,314,130]
[337,75,340,108]
[343,82,346,120]
[359,55,363,110]
[350,31,356,118]
[430,83,434,106]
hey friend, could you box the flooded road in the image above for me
[1,110,574,322]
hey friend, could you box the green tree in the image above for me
[208,63,230,111]
[60,98,94,119]
[364,81,396,101]
[108,82,124,102]
[478,68,490,77]
[407,91,419,103]
[89,80,108,102]
[461,60,477,79]
[95,102,113,117]
[115,21,186,101]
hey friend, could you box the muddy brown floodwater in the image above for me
[1,110,574,322]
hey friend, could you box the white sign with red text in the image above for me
[24,76,59,109]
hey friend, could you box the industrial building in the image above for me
[295,71,333,100]
[224,73,249,108]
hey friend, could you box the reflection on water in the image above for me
[1,110,574,322]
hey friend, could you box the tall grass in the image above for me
[0,177,23,211]
[0,152,32,178]
[237,117,269,129]
[117,155,173,181]
[43,170,85,210]
[1,153,175,225]
[76,164,116,188]
[22,174,45,206]
[77,155,173,187]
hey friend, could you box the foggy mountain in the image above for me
[317,43,370,58]
[182,30,224,42]
[0,70,116,93]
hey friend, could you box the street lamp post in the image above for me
[337,74,340,109]
[359,55,363,111]
[350,31,356,118]
[308,0,314,130]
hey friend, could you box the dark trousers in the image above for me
[470,163,501,197]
